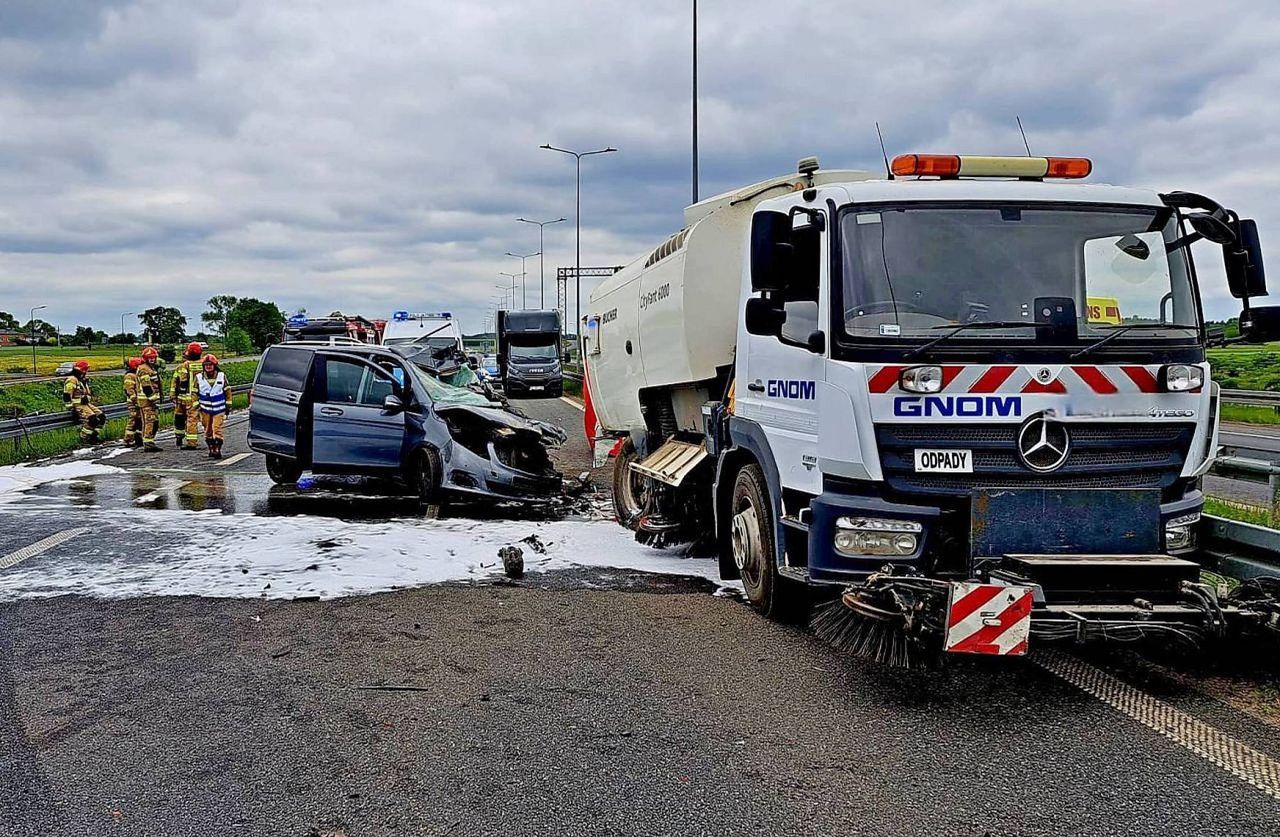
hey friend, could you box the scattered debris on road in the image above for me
[499,545,525,578]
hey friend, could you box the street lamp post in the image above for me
[517,217,566,307]
[120,312,135,366]
[499,272,520,309]
[29,305,46,375]
[505,252,540,310]
[539,144,616,341]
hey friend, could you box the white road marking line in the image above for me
[217,452,252,467]
[1036,650,1280,799]
[560,396,585,412]
[0,528,89,572]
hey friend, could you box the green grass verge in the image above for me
[1204,496,1277,529]
[563,376,582,398]
[0,344,250,375]
[0,359,258,417]
[0,393,250,467]
[1219,403,1280,426]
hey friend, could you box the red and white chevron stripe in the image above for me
[867,364,1176,395]
[943,582,1034,656]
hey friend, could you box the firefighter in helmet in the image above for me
[122,356,143,447]
[197,353,231,458]
[170,341,204,449]
[62,360,106,443]
[136,346,163,452]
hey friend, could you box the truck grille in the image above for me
[875,423,1195,496]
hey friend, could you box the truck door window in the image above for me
[322,359,366,404]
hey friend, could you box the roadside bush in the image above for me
[159,346,177,363]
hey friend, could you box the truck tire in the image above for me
[410,446,444,506]
[265,455,302,485]
[612,438,649,530]
[729,463,807,621]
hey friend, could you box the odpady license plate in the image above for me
[915,449,972,473]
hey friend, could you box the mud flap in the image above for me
[944,582,1034,656]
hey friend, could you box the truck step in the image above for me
[780,515,810,534]
[778,566,810,583]
[1002,553,1199,604]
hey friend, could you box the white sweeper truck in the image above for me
[581,152,1280,664]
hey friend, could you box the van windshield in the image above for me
[839,203,1200,345]
[510,344,558,361]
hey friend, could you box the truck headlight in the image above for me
[1165,511,1200,552]
[1159,364,1204,392]
[899,366,944,394]
[834,517,922,557]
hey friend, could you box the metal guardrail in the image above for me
[1221,389,1280,408]
[0,402,137,442]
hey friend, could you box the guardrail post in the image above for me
[1270,473,1280,528]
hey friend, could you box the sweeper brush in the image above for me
[809,574,949,669]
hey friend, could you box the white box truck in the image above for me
[582,153,1279,661]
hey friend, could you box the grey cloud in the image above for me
[0,0,1277,332]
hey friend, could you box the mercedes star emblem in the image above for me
[1017,415,1071,473]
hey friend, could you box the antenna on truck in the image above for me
[875,122,893,180]
[1016,116,1032,156]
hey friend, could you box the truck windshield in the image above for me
[839,203,1199,347]
[511,344,558,361]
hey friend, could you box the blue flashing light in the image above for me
[393,310,410,321]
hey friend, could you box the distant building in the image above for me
[0,331,22,347]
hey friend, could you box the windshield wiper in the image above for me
[904,321,1043,360]
[1069,323,1199,360]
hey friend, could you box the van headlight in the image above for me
[1165,511,1200,552]
[834,517,922,556]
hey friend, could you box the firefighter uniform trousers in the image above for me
[136,362,161,447]
[198,371,229,455]
[63,376,104,441]
[171,359,201,448]
[122,369,141,446]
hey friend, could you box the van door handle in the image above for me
[747,380,765,392]
[320,406,344,417]
[285,393,300,404]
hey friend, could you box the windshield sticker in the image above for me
[879,323,901,336]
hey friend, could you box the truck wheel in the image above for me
[411,446,444,506]
[729,463,806,621]
[612,438,649,530]
[265,455,302,485]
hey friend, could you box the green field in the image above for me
[0,359,259,417]
[0,343,249,376]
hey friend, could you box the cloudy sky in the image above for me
[1,0,1277,335]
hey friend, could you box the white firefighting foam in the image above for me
[0,508,737,600]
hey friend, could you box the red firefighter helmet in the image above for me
[202,353,219,367]
[141,346,159,363]
[186,341,203,359]
[128,357,142,371]
[73,360,90,374]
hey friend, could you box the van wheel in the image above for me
[411,447,444,506]
[729,463,807,622]
[265,455,302,485]
[612,439,649,530]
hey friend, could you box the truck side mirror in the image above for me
[751,211,793,292]
[1226,219,1266,299]
[1240,305,1280,344]
[744,297,784,336]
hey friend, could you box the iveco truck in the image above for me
[582,153,1279,658]
[497,309,564,397]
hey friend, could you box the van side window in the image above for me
[359,367,398,406]
[257,347,312,390]
[323,359,366,404]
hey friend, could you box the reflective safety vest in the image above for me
[198,372,228,415]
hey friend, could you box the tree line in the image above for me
[0,298,286,351]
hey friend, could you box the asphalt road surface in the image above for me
[2,396,1280,836]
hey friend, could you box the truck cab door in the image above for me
[310,355,406,472]
[736,211,827,496]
